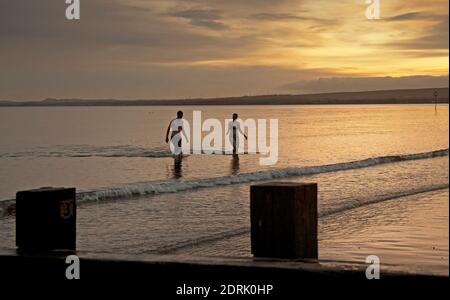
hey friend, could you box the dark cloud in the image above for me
[169,9,223,20]
[168,8,229,30]
[384,12,441,21]
[177,0,297,10]
[0,0,242,62]
[0,1,304,100]
[281,76,449,93]
[0,64,329,100]
[251,12,337,25]
[364,12,449,50]
[385,18,449,50]
[391,35,449,50]
[253,13,310,21]
[189,19,229,30]
[0,0,155,44]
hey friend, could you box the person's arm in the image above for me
[238,124,247,140]
[181,128,189,143]
[165,120,173,143]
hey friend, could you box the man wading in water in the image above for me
[227,113,247,154]
[165,111,189,155]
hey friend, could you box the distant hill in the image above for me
[0,87,448,106]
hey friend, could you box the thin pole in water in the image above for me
[434,90,439,112]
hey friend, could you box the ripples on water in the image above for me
[0,105,448,198]
[0,105,448,274]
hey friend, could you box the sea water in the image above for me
[0,104,448,274]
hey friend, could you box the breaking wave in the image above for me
[0,148,447,218]
[76,148,448,203]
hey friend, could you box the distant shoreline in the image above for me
[1,87,448,107]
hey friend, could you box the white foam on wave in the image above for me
[0,148,447,218]
[0,145,174,158]
[77,148,449,203]
[0,145,254,158]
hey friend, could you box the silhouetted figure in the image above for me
[231,154,240,175]
[165,111,189,154]
[227,113,247,154]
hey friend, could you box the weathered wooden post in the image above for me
[16,187,76,253]
[250,182,318,259]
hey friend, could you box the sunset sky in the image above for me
[0,0,448,100]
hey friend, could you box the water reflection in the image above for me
[230,154,240,175]
[172,155,183,179]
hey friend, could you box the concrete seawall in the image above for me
[0,249,446,282]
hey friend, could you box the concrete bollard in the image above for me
[16,187,76,253]
[250,182,318,259]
